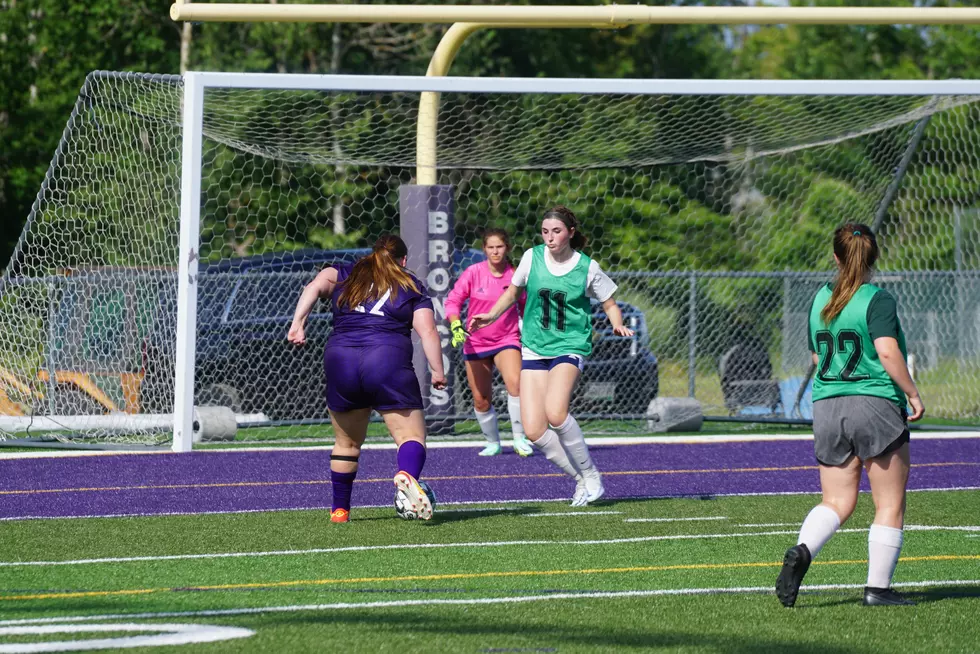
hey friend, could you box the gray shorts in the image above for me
[812,395,910,466]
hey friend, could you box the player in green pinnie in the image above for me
[776,223,925,608]
[470,206,634,506]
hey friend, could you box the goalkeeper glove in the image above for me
[450,319,468,347]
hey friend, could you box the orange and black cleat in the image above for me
[330,508,350,523]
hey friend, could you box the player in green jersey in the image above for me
[470,206,635,506]
[776,223,925,609]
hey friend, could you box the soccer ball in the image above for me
[394,479,436,520]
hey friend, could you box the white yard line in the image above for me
[0,623,253,651]
[527,511,624,518]
[1,579,977,627]
[14,524,976,568]
[624,516,728,523]
[0,527,903,568]
[2,431,977,459]
[3,485,978,522]
[738,523,800,527]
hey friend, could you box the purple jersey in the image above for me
[328,263,433,352]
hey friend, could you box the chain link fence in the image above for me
[2,72,979,446]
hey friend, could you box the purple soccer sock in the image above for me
[330,470,357,512]
[397,440,427,480]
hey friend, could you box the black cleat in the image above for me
[775,544,812,607]
[863,587,916,606]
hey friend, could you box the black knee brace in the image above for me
[330,454,360,463]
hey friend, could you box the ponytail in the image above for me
[337,234,418,309]
[821,223,879,323]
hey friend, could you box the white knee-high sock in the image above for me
[867,524,904,589]
[475,408,500,445]
[551,414,595,475]
[507,395,525,438]
[797,504,841,558]
[533,429,580,479]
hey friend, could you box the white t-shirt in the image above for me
[511,247,618,360]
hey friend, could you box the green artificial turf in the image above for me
[1,490,978,652]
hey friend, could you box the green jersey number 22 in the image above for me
[815,329,870,382]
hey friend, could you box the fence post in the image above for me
[687,272,697,398]
[955,208,966,369]
[45,280,58,415]
[781,275,791,378]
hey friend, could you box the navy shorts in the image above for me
[324,344,423,413]
[464,344,520,362]
[521,355,585,372]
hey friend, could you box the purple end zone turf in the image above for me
[1,438,977,520]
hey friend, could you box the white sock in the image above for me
[551,414,594,475]
[507,395,525,439]
[797,504,841,558]
[475,408,500,445]
[533,429,580,480]
[867,524,903,589]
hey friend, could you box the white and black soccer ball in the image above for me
[394,479,436,520]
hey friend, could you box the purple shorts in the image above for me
[464,344,520,362]
[324,344,423,413]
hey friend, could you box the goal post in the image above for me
[3,72,980,449]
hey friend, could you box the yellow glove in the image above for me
[450,319,468,347]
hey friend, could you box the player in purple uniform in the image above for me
[288,235,447,523]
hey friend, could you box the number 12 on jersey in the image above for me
[353,289,391,316]
[538,288,567,331]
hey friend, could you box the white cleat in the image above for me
[570,477,588,507]
[478,443,502,457]
[513,435,534,458]
[583,471,605,503]
[393,471,433,520]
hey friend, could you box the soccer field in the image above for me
[1,436,978,653]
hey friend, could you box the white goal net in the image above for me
[2,72,979,447]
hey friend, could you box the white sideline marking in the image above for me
[527,511,624,518]
[3,485,979,522]
[624,516,728,523]
[0,623,253,652]
[0,528,888,568]
[1,580,977,627]
[739,523,800,527]
[434,506,520,514]
[737,523,980,533]
[18,525,972,570]
[2,430,977,459]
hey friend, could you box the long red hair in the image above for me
[336,234,418,309]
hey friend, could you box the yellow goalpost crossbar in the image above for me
[170,2,980,26]
[169,2,980,184]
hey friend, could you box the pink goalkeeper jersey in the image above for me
[445,260,524,356]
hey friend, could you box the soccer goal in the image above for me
[2,72,979,450]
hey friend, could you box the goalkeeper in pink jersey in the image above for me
[445,229,533,457]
